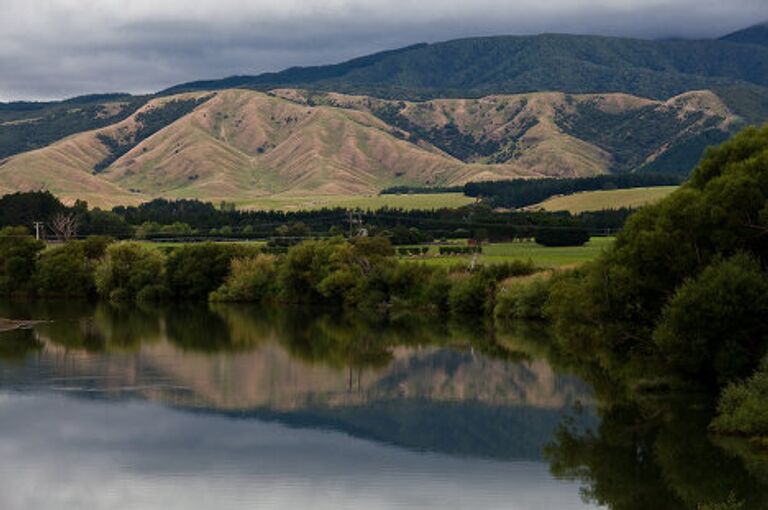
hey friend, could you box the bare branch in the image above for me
[50,213,79,242]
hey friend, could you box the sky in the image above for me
[0,0,766,101]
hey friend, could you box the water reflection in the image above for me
[0,301,766,509]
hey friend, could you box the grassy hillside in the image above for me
[532,186,678,213]
[0,95,148,160]
[280,88,735,175]
[0,89,736,207]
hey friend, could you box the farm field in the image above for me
[532,186,678,213]
[236,193,475,211]
[398,236,614,268]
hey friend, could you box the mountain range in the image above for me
[0,22,766,207]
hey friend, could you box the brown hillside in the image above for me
[0,88,736,207]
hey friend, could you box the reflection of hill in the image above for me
[0,301,595,459]
[17,337,589,410]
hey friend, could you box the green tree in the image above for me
[0,227,44,295]
[36,242,97,297]
[165,243,258,299]
[94,242,166,301]
[210,255,278,302]
[653,254,768,383]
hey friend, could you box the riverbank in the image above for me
[0,317,42,332]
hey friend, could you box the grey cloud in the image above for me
[0,0,766,100]
[0,393,589,510]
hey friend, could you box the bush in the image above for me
[211,255,279,302]
[438,246,482,255]
[711,357,768,440]
[36,242,96,297]
[94,242,166,301]
[278,240,344,303]
[0,227,44,295]
[165,243,259,299]
[534,228,590,247]
[388,226,432,245]
[81,236,113,259]
[653,254,768,383]
[495,275,553,320]
[448,273,489,315]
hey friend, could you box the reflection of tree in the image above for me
[545,396,768,509]
[38,302,163,352]
[274,311,395,370]
[0,329,42,362]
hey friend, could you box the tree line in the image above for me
[0,192,629,245]
[0,231,538,318]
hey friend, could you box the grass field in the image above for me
[532,186,678,213]
[236,193,475,211]
[398,237,614,268]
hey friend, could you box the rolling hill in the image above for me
[1,25,768,207]
[0,88,737,207]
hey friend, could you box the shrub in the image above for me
[36,242,96,297]
[495,275,553,320]
[534,228,590,247]
[711,357,768,440]
[0,227,44,295]
[448,273,489,315]
[278,240,342,303]
[81,236,113,259]
[165,243,259,299]
[653,254,768,383]
[438,246,482,255]
[94,242,166,301]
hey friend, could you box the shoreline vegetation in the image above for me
[0,124,767,448]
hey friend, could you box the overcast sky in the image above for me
[1,0,766,101]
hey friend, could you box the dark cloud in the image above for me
[0,0,766,101]
[0,393,585,510]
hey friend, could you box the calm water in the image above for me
[0,301,766,510]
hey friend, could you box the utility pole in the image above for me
[348,209,365,237]
[33,221,44,241]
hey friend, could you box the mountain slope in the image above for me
[721,22,768,46]
[165,34,768,105]
[0,93,212,207]
[3,26,768,167]
[0,88,737,207]
[279,88,736,174]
